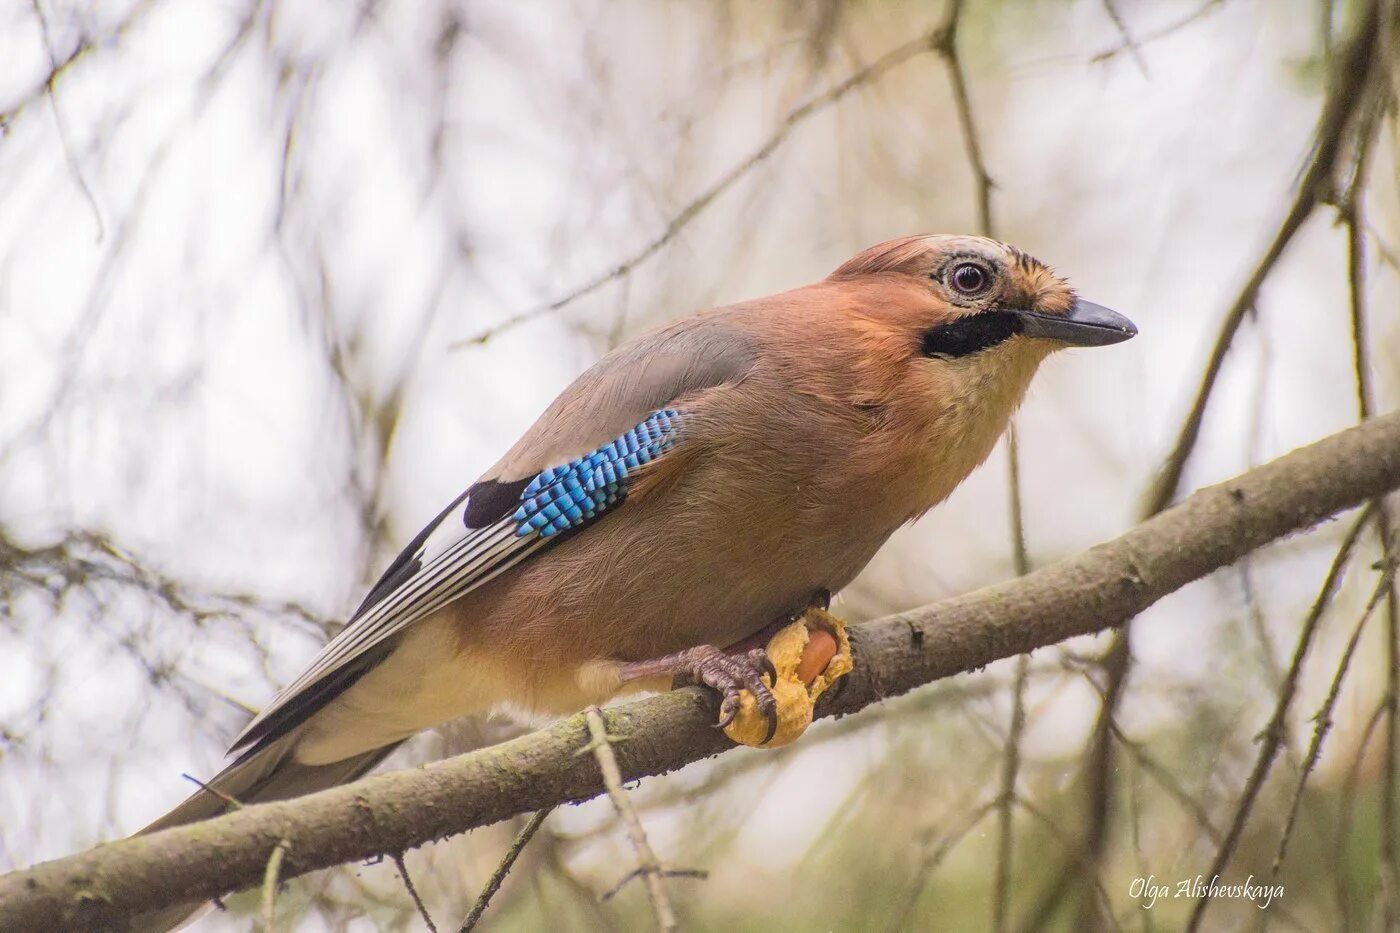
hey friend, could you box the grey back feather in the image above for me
[490,311,758,480]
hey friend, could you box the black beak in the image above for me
[1013,299,1137,347]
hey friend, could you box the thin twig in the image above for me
[0,0,155,128]
[1320,0,1337,65]
[1267,545,1398,883]
[1371,429,1398,925]
[992,653,1029,933]
[1013,796,1123,933]
[1331,698,1388,924]
[458,809,551,933]
[538,835,622,933]
[1240,559,1286,691]
[0,0,266,474]
[1018,636,1129,931]
[1090,0,1226,64]
[584,706,690,932]
[1186,506,1377,930]
[391,852,436,933]
[1337,71,1400,925]
[28,0,104,241]
[450,16,958,347]
[887,799,999,933]
[602,867,708,902]
[1107,720,1224,846]
[1144,0,1380,518]
[940,0,991,238]
[260,839,289,932]
[1098,0,1149,75]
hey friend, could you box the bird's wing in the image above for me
[229,314,756,757]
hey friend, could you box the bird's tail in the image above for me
[134,731,398,930]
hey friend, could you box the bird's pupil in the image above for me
[953,264,985,293]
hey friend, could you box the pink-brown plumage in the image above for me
[138,235,1135,897]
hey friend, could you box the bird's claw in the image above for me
[720,608,852,748]
[753,647,779,688]
[676,645,779,744]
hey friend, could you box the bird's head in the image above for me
[818,234,1136,492]
[830,233,1135,361]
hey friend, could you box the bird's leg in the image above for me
[616,646,781,742]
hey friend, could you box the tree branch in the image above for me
[3,410,1400,928]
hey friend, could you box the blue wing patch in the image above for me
[512,408,686,537]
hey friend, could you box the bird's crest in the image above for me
[828,236,937,277]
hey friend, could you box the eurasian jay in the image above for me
[141,233,1135,845]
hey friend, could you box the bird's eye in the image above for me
[949,261,992,296]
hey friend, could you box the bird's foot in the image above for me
[617,645,782,743]
[685,646,781,741]
[720,607,852,749]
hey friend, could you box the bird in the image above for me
[138,233,1134,924]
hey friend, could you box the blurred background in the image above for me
[2,0,1399,929]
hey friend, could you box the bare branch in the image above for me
[1090,0,1226,65]
[28,0,104,240]
[2,409,1399,927]
[1332,697,1388,923]
[1107,721,1223,847]
[0,0,156,129]
[940,0,992,239]
[1018,634,1130,931]
[457,810,551,933]
[392,853,436,933]
[582,706,693,932]
[260,839,289,932]
[1098,0,1149,75]
[888,798,998,932]
[1013,795,1121,932]
[991,652,1029,933]
[1184,505,1377,930]
[0,527,331,640]
[1337,66,1400,923]
[1144,0,1381,517]
[1267,542,1398,883]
